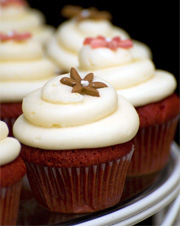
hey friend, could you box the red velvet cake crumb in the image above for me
[0,156,26,187]
[0,102,22,118]
[136,93,180,127]
[21,141,133,168]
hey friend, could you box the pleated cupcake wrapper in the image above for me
[0,180,22,226]
[25,148,133,213]
[121,171,161,202]
[128,115,179,176]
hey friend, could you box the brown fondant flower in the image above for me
[60,67,107,97]
[61,5,112,21]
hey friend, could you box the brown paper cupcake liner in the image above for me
[0,180,22,226]
[25,148,133,213]
[121,171,161,202]
[127,115,179,176]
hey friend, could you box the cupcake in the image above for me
[13,67,139,213]
[47,5,151,73]
[0,0,54,46]
[78,36,180,176]
[0,30,56,136]
[0,120,26,225]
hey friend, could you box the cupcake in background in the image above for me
[78,36,180,177]
[47,5,152,73]
[0,120,26,226]
[0,30,56,136]
[13,67,139,213]
[0,0,54,47]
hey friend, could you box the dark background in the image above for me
[28,0,179,145]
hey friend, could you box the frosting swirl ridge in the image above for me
[0,35,56,102]
[0,2,54,45]
[23,73,118,128]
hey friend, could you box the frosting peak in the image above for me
[23,70,118,127]
[79,44,134,70]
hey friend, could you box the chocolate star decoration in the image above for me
[60,68,107,97]
[61,5,112,21]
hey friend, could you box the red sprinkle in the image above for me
[83,35,133,50]
[0,0,26,7]
[0,31,32,41]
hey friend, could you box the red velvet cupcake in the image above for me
[78,36,180,177]
[13,68,139,213]
[0,31,56,136]
[0,121,26,225]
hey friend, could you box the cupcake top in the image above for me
[47,5,151,72]
[0,0,54,45]
[0,31,56,103]
[78,36,177,107]
[0,121,21,166]
[13,67,139,150]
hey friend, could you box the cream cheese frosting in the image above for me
[0,2,54,45]
[0,121,21,166]
[0,36,56,102]
[78,41,177,107]
[13,71,139,150]
[47,18,152,72]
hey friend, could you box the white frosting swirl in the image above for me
[0,121,21,166]
[13,73,139,149]
[78,44,177,107]
[47,19,151,72]
[0,4,54,45]
[0,39,56,102]
[79,45,133,70]
[0,39,42,60]
[23,75,118,128]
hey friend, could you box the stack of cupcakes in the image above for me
[0,2,179,219]
[0,30,56,136]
